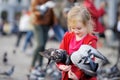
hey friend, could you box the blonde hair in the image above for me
[67,5,94,33]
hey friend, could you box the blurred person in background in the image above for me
[30,0,57,71]
[116,14,120,55]
[51,5,64,42]
[60,0,79,32]
[14,10,34,52]
[50,0,75,42]
[80,0,106,47]
[21,11,34,52]
[53,0,78,42]
[2,21,12,35]
[0,19,4,35]
[52,0,79,42]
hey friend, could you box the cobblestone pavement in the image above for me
[0,35,119,80]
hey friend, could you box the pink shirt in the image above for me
[69,35,86,55]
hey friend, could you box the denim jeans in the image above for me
[23,31,33,51]
[53,24,65,42]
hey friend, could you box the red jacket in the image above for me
[83,0,105,34]
[57,32,98,80]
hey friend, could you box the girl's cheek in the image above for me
[74,30,79,34]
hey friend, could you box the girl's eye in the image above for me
[71,26,82,31]
[71,28,75,31]
[76,27,81,30]
[72,28,75,30]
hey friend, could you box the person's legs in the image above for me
[38,26,50,66]
[53,24,64,42]
[117,33,120,61]
[31,25,50,68]
[16,31,23,47]
[29,33,33,47]
[118,39,120,58]
[23,31,33,51]
[28,31,33,47]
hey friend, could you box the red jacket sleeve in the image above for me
[88,39,97,49]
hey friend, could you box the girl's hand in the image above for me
[59,65,71,72]
[68,70,78,80]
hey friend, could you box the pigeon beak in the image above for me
[39,48,56,59]
[39,52,51,59]
[46,59,51,68]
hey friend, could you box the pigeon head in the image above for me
[40,48,68,64]
[50,49,67,63]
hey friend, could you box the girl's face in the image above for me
[71,22,88,38]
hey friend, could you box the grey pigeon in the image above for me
[3,52,8,64]
[0,66,15,76]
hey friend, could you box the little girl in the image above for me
[56,5,97,80]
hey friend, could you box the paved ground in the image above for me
[0,34,119,80]
[0,34,60,80]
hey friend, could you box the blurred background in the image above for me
[0,0,120,80]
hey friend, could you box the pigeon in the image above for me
[70,45,110,66]
[0,66,15,76]
[3,52,8,64]
[13,49,16,54]
[40,48,68,67]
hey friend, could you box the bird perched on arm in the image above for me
[39,48,68,67]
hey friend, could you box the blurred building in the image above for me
[0,0,31,23]
[0,0,120,29]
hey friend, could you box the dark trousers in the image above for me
[16,31,33,51]
[16,31,26,47]
[31,25,50,67]
[117,32,120,62]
